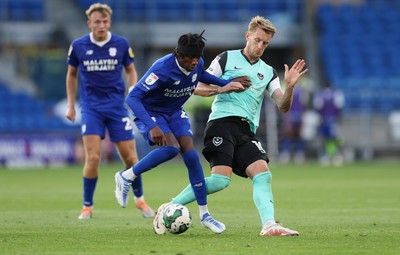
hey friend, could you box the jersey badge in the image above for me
[145,72,159,85]
[86,50,93,55]
[173,80,181,86]
[257,73,264,80]
[109,47,117,57]
[192,73,197,83]
[212,137,223,147]
[128,47,134,58]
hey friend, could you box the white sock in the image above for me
[264,219,276,227]
[198,205,209,219]
[134,195,145,203]
[122,167,136,181]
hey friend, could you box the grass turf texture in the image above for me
[1,160,399,255]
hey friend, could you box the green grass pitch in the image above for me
[1,160,399,255]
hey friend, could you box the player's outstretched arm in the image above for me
[194,76,251,97]
[273,59,308,113]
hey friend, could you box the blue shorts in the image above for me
[81,107,134,142]
[134,109,192,146]
[320,119,339,139]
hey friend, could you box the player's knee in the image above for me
[163,146,180,159]
[86,153,101,165]
[206,174,231,194]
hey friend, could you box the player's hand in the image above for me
[150,126,167,146]
[219,81,246,94]
[65,107,76,122]
[284,59,308,89]
[232,76,251,88]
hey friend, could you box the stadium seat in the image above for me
[8,0,29,21]
[126,1,147,22]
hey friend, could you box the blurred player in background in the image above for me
[279,82,310,164]
[114,31,250,234]
[157,16,308,236]
[65,3,153,219]
[313,80,345,166]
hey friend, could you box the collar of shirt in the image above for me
[90,31,112,47]
[175,57,191,76]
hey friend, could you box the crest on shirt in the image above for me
[145,72,159,85]
[192,73,197,83]
[212,137,223,147]
[109,47,117,57]
[257,73,264,80]
[128,47,134,58]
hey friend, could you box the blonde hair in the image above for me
[248,16,276,37]
[85,3,112,19]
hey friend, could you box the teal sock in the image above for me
[172,174,231,205]
[252,171,274,225]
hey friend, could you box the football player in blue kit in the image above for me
[114,31,251,234]
[65,3,153,220]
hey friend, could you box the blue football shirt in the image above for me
[126,53,230,130]
[67,32,134,110]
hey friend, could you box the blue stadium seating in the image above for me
[75,0,302,23]
[318,1,400,114]
[5,0,44,21]
[0,83,79,133]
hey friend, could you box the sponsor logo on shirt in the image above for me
[83,59,118,71]
[86,50,93,55]
[145,72,159,85]
[257,73,264,80]
[164,85,195,97]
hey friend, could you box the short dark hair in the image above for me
[176,31,206,58]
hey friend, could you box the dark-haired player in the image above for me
[65,3,153,219]
[114,31,250,234]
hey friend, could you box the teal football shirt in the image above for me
[207,50,281,133]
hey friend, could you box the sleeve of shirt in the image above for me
[198,69,230,87]
[122,37,134,67]
[199,52,229,86]
[267,69,281,97]
[67,42,79,67]
[206,52,227,77]
[126,65,165,130]
[126,86,158,130]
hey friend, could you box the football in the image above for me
[163,204,192,234]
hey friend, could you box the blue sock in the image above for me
[133,146,180,176]
[182,150,207,206]
[131,175,143,197]
[295,138,305,152]
[281,138,291,152]
[83,177,97,207]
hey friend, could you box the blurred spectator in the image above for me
[313,80,345,166]
[279,82,310,164]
